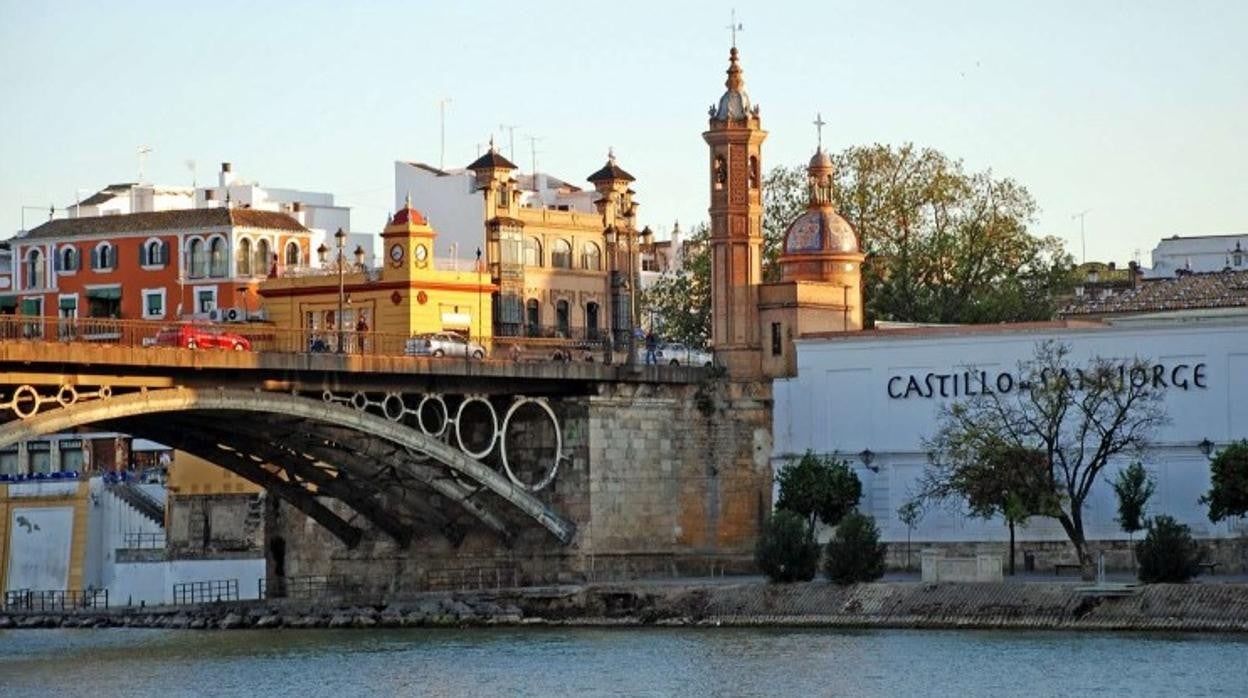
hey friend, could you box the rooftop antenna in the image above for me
[522,134,543,184]
[726,9,743,48]
[137,145,153,184]
[499,124,519,162]
[437,98,453,170]
[1072,209,1091,264]
[813,112,826,150]
[185,159,197,188]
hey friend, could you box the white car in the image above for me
[405,332,486,359]
[655,343,712,367]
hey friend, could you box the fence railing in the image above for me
[4,588,109,611]
[122,531,166,549]
[172,579,238,605]
[0,314,671,366]
[258,575,351,600]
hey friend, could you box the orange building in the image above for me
[4,208,312,325]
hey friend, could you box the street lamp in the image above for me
[334,228,346,354]
[476,247,483,352]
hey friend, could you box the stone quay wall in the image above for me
[4,581,1246,633]
[273,378,774,595]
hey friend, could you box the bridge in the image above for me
[0,317,764,590]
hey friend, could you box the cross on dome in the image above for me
[813,112,827,151]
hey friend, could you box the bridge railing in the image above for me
[172,579,239,605]
[3,588,109,611]
[0,314,667,366]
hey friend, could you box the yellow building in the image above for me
[259,202,496,351]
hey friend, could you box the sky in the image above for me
[1,0,1244,265]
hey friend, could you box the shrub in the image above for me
[824,511,887,585]
[776,451,862,535]
[755,509,820,582]
[1136,515,1203,583]
[1202,440,1248,523]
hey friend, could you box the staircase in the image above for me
[107,481,165,526]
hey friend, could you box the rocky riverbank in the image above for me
[3,581,1247,633]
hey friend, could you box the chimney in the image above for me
[1128,260,1139,288]
[204,189,217,208]
[219,162,235,189]
[292,201,302,212]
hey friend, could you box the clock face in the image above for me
[414,244,428,264]
[389,243,404,267]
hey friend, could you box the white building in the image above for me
[773,319,1248,548]
[1147,233,1247,278]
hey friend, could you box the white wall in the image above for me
[4,506,73,591]
[109,557,265,606]
[774,321,1248,543]
[1148,234,1248,278]
[395,162,485,259]
[86,478,166,590]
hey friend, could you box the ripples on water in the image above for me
[1,627,1245,697]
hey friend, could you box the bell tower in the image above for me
[704,45,767,378]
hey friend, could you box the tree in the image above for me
[824,512,887,585]
[918,442,1058,575]
[896,500,924,572]
[1111,461,1156,540]
[924,341,1168,580]
[1136,515,1202,583]
[763,145,1073,324]
[775,450,863,536]
[755,509,820,582]
[637,223,710,348]
[1201,440,1248,523]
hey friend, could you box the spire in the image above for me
[710,46,754,121]
[725,47,745,92]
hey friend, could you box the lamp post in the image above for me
[476,247,483,352]
[334,227,346,354]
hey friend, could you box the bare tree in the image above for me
[924,341,1168,580]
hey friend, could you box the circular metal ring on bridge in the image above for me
[500,397,562,492]
[454,395,498,460]
[56,384,78,407]
[98,386,112,399]
[350,392,369,410]
[10,385,41,419]
[322,390,335,403]
[416,394,449,438]
[381,393,406,422]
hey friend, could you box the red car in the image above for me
[153,323,252,351]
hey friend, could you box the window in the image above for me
[24,249,45,289]
[142,288,166,319]
[208,237,227,277]
[255,238,271,276]
[500,230,521,265]
[526,299,540,336]
[237,238,253,276]
[195,286,217,314]
[749,155,760,189]
[92,242,115,271]
[57,246,79,273]
[714,155,727,189]
[285,241,301,267]
[551,240,572,269]
[771,322,782,356]
[556,299,570,337]
[581,242,601,271]
[524,238,542,267]
[140,239,168,267]
[585,302,600,339]
[188,238,207,278]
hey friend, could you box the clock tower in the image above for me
[704,45,767,379]
[380,195,437,283]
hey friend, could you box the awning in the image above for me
[0,295,15,309]
[20,298,39,315]
[441,312,471,330]
[59,297,76,310]
[85,287,121,300]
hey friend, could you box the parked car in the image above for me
[655,342,712,366]
[405,332,486,359]
[153,323,252,351]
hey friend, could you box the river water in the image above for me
[1,627,1244,697]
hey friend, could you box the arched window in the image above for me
[209,236,227,277]
[555,299,570,337]
[285,241,301,267]
[255,239,271,275]
[188,238,207,278]
[25,249,45,289]
[714,155,727,189]
[141,239,167,267]
[236,238,253,276]
[581,242,601,271]
[92,242,114,271]
[526,299,540,336]
[551,239,572,269]
[749,155,760,189]
[524,237,542,267]
[59,246,78,272]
